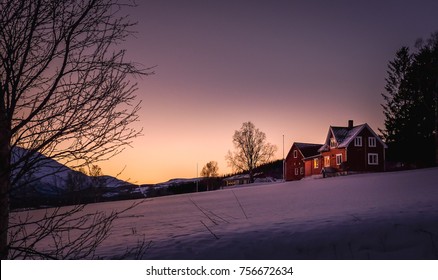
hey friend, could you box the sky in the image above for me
[98,0,438,184]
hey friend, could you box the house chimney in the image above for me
[348,120,353,128]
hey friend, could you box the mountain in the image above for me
[10,147,144,209]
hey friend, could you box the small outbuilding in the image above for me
[223,174,250,186]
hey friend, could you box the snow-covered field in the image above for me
[15,168,438,259]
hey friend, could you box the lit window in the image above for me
[324,156,330,167]
[368,153,378,165]
[368,137,376,147]
[314,158,319,168]
[330,138,337,148]
[336,154,342,165]
[354,136,362,147]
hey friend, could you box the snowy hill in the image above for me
[13,167,438,259]
[89,167,437,259]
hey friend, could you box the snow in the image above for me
[11,147,71,189]
[336,125,364,147]
[12,168,438,259]
[11,147,132,198]
[152,178,203,188]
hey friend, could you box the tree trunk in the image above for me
[0,119,11,259]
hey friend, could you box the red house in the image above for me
[318,120,387,173]
[285,120,387,181]
[285,142,322,181]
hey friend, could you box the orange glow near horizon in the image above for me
[86,1,436,184]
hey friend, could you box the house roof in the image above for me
[293,142,323,158]
[319,123,388,152]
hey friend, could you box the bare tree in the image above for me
[0,0,153,259]
[89,164,105,187]
[201,161,219,191]
[201,161,219,178]
[226,121,277,183]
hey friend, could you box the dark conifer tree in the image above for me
[381,32,438,167]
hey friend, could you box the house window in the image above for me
[336,154,343,165]
[368,137,376,147]
[354,136,362,147]
[324,156,330,167]
[294,168,298,175]
[293,150,298,158]
[300,167,304,175]
[314,158,319,169]
[330,138,337,148]
[368,153,379,165]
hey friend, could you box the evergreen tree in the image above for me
[381,32,438,166]
[380,47,412,163]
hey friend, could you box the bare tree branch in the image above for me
[8,200,146,259]
[1,0,153,259]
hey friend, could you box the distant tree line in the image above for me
[144,159,284,198]
[380,32,438,168]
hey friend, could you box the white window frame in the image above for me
[368,153,379,165]
[293,150,298,158]
[354,136,362,147]
[368,137,376,147]
[300,167,304,175]
[294,168,298,175]
[336,154,342,166]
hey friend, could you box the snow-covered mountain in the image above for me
[10,147,141,208]
[12,147,131,190]
[11,147,72,193]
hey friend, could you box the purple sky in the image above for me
[100,0,438,184]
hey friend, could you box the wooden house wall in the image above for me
[304,156,323,176]
[285,145,305,181]
[321,148,347,171]
[346,128,385,172]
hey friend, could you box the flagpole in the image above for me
[283,134,285,181]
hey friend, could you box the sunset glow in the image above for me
[97,1,438,184]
